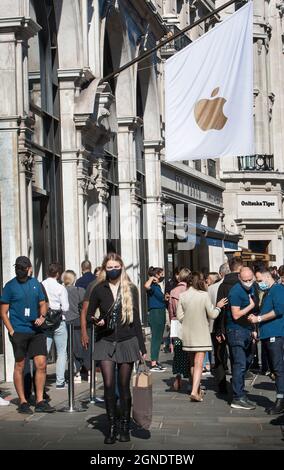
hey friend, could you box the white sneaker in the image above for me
[0,396,10,406]
[74,374,82,384]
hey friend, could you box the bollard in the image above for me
[88,323,104,404]
[58,322,86,412]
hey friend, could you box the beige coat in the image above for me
[176,287,220,352]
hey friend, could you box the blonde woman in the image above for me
[62,270,87,382]
[177,272,227,402]
[88,253,146,444]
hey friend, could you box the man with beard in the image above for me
[227,267,259,410]
[0,256,55,414]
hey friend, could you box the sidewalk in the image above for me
[0,350,283,450]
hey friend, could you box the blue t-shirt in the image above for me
[147,283,166,310]
[259,284,284,340]
[75,272,96,290]
[0,277,46,333]
[227,282,256,331]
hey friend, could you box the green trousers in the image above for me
[148,308,166,362]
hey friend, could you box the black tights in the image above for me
[100,360,134,407]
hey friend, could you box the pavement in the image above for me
[0,349,284,450]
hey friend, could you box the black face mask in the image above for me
[15,267,28,281]
[106,268,122,280]
[159,276,165,283]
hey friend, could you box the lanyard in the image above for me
[19,280,32,308]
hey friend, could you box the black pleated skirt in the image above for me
[93,336,141,363]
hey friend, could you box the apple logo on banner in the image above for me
[194,88,228,131]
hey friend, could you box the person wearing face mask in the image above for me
[0,256,55,414]
[248,269,284,415]
[144,266,167,372]
[88,253,146,444]
[227,267,260,410]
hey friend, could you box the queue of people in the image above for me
[1,253,284,444]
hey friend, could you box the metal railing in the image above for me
[238,154,274,171]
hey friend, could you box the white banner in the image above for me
[165,2,254,161]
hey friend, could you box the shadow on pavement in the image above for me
[253,381,275,392]
[86,415,151,440]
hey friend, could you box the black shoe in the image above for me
[34,400,56,413]
[18,402,33,414]
[43,391,50,401]
[104,421,117,444]
[231,398,256,410]
[267,398,284,415]
[119,418,130,442]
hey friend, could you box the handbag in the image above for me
[41,308,62,332]
[132,359,152,430]
[105,290,121,331]
[170,318,182,339]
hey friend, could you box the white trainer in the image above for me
[0,396,10,406]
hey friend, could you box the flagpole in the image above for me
[99,0,244,85]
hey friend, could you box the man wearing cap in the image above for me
[0,256,55,414]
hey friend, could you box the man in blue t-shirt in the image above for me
[248,269,284,415]
[0,256,55,414]
[227,266,259,410]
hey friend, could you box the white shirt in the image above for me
[42,277,69,312]
[207,279,223,333]
[109,282,120,300]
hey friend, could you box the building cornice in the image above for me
[0,17,41,40]
[221,171,284,182]
[163,161,225,191]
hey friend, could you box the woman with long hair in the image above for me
[144,266,167,371]
[168,267,191,390]
[88,253,146,444]
[177,272,227,401]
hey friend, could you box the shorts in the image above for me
[9,332,47,362]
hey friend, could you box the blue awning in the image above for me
[224,240,238,250]
[206,237,223,247]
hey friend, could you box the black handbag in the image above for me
[41,308,62,332]
[104,291,122,331]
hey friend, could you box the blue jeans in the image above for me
[46,321,67,386]
[263,336,284,398]
[227,328,253,400]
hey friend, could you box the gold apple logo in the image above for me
[194,87,228,131]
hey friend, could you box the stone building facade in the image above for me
[220,0,284,266]
[1,1,282,380]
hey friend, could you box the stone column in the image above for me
[0,17,40,381]
[59,75,84,273]
[144,141,164,267]
[117,117,142,285]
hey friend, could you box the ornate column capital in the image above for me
[117,117,143,133]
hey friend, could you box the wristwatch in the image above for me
[257,316,262,323]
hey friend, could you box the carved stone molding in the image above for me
[89,159,109,204]
[78,177,90,196]
[276,1,284,17]
[256,38,264,55]
[19,153,34,174]
[18,115,35,175]
[277,226,284,240]
[130,181,142,208]
[268,92,275,120]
